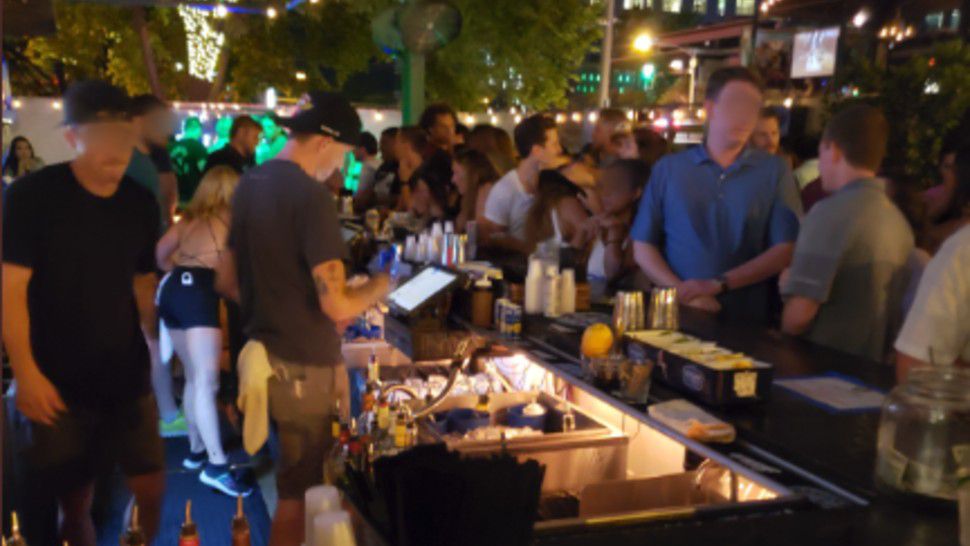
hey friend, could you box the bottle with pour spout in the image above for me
[230,495,250,546]
[120,505,145,546]
[179,501,199,546]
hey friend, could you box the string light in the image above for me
[178,5,226,82]
[626,110,635,121]
[52,100,62,110]
[587,112,598,122]
[555,113,566,124]
[514,115,522,124]
[11,99,22,109]
[490,115,499,125]
[465,114,476,125]
[783,97,794,108]
[373,112,384,121]
[571,112,582,123]
[213,4,228,18]
[295,71,307,81]
[266,6,278,18]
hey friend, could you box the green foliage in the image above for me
[421,0,603,110]
[830,40,970,179]
[222,2,383,102]
[19,1,185,96]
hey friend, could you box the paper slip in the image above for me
[775,374,885,412]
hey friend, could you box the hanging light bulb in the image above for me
[266,6,278,18]
[213,4,228,18]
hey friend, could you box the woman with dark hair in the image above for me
[466,124,517,174]
[924,145,970,253]
[452,148,499,233]
[3,136,45,185]
[524,169,590,252]
[409,157,453,230]
[586,159,651,287]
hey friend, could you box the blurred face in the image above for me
[14,140,32,161]
[67,121,136,179]
[452,160,468,195]
[705,81,763,148]
[592,120,619,150]
[262,118,281,141]
[184,120,202,141]
[429,114,456,148]
[599,167,640,215]
[607,134,638,160]
[143,108,175,146]
[238,126,262,155]
[410,179,432,216]
[940,152,957,188]
[533,128,561,169]
[315,138,352,181]
[751,116,781,154]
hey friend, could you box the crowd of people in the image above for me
[1,65,968,546]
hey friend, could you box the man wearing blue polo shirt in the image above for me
[631,67,802,324]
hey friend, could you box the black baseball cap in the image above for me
[62,80,131,126]
[280,91,361,146]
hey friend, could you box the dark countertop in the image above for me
[524,306,959,546]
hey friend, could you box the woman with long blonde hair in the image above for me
[155,165,250,497]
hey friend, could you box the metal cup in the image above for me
[648,287,679,330]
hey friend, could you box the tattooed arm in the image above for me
[312,259,391,323]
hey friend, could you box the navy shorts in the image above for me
[157,266,220,329]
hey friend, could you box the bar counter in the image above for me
[506,306,959,546]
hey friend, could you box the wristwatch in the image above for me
[716,275,730,294]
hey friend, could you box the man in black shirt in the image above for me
[2,80,165,546]
[217,92,389,546]
[205,115,261,175]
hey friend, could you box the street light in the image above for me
[633,32,654,54]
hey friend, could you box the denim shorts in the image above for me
[267,356,349,499]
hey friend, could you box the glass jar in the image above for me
[875,366,970,502]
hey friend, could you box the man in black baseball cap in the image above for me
[216,91,389,546]
[3,79,165,545]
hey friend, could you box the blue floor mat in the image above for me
[97,438,272,546]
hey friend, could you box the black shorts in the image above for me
[28,395,165,495]
[157,266,220,329]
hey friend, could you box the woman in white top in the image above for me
[585,159,650,287]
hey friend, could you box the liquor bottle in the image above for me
[8,512,27,546]
[331,399,343,440]
[367,350,380,385]
[230,496,250,546]
[393,406,409,449]
[179,501,199,546]
[120,505,146,546]
[376,400,390,432]
[325,427,350,485]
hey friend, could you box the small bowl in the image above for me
[448,408,490,434]
[507,404,548,431]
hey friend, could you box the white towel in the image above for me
[237,340,274,455]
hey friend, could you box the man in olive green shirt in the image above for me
[781,105,914,362]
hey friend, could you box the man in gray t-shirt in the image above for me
[219,92,389,546]
[781,105,913,362]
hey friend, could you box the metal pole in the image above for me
[597,0,616,108]
[401,51,426,125]
[688,52,698,107]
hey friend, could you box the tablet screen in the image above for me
[388,267,457,314]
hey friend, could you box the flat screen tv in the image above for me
[791,26,840,79]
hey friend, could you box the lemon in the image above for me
[581,323,614,358]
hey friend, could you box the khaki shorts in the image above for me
[267,356,349,500]
[28,394,165,495]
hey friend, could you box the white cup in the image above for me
[312,510,356,546]
[305,485,341,544]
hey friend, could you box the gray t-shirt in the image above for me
[229,159,349,365]
[782,178,914,362]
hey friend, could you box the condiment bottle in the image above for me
[120,505,146,546]
[179,501,199,546]
[230,496,250,546]
[471,277,494,328]
[544,265,561,318]
[8,512,27,546]
[560,268,576,314]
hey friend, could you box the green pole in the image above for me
[401,50,426,125]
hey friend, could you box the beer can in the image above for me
[505,302,522,339]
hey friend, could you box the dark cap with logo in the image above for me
[62,80,131,126]
[280,91,362,146]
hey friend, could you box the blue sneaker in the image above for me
[182,450,207,471]
[200,464,253,498]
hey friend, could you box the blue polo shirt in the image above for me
[631,145,802,322]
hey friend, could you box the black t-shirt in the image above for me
[169,138,208,203]
[206,144,255,175]
[228,159,349,365]
[149,145,173,174]
[2,163,160,408]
